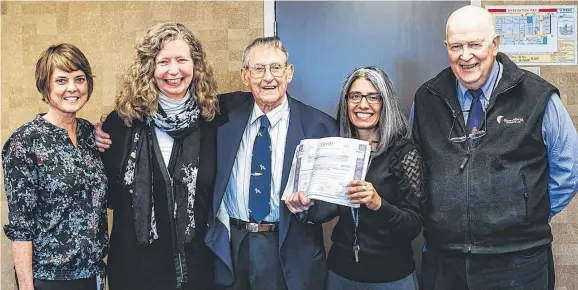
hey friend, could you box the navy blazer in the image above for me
[205,91,338,290]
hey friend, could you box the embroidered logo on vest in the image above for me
[496,115,525,124]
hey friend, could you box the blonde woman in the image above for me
[99,22,219,290]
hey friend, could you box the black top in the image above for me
[327,140,425,283]
[100,111,217,290]
[2,115,108,280]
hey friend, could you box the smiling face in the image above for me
[47,68,89,114]
[242,45,294,113]
[446,6,500,90]
[154,38,194,100]
[347,78,382,134]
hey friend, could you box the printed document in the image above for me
[281,137,371,208]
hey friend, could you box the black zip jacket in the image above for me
[413,52,558,254]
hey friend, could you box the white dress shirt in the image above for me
[224,96,290,222]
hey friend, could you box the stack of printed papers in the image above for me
[281,137,371,208]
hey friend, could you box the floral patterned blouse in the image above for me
[2,115,108,280]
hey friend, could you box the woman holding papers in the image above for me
[287,66,426,289]
[331,66,426,289]
[329,66,426,289]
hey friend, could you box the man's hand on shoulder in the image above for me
[95,113,111,152]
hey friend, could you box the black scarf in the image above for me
[121,94,201,245]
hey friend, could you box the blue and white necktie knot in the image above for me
[260,115,270,129]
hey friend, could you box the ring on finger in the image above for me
[360,185,367,192]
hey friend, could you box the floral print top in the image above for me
[2,115,108,280]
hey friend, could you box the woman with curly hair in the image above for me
[99,22,219,290]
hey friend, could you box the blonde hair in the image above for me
[116,22,218,124]
[35,43,94,103]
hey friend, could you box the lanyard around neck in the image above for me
[350,156,373,261]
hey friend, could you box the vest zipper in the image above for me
[521,172,528,220]
[465,147,472,252]
[460,151,470,171]
[426,88,474,252]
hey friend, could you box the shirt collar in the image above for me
[458,59,500,102]
[250,94,289,128]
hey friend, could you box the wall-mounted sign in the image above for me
[487,5,577,65]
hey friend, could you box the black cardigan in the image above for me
[100,111,217,290]
[327,140,425,283]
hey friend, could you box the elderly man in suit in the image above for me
[206,36,337,290]
[205,36,337,290]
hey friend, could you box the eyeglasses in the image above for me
[448,110,487,143]
[246,63,287,78]
[347,93,382,104]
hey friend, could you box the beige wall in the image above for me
[482,1,578,289]
[1,1,263,289]
[2,1,578,290]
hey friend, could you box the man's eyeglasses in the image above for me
[448,110,487,143]
[347,93,382,104]
[246,63,287,78]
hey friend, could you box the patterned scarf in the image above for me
[122,92,201,245]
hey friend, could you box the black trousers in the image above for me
[216,225,287,290]
[16,276,96,290]
[421,244,554,290]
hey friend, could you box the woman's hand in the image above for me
[347,180,381,211]
[285,191,314,214]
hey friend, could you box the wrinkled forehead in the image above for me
[446,24,493,44]
[247,45,287,66]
